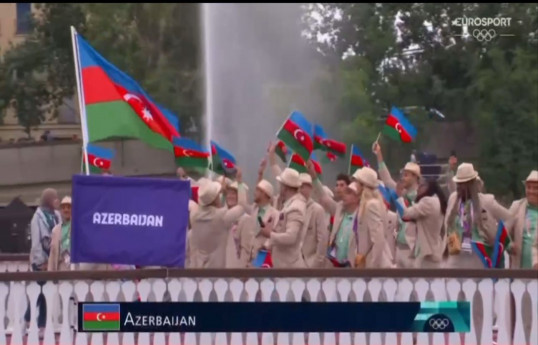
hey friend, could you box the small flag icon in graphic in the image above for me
[83,304,121,331]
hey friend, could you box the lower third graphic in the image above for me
[83,304,121,331]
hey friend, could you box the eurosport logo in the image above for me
[451,16,513,42]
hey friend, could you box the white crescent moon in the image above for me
[395,123,402,133]
[123,93,142,103]
[91,156,101,167]
[293,129,304,141]
[97,313,104,321]
[180,149,192,157]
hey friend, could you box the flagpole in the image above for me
[70,26,90,175]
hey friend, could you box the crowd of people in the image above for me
[28,141,538,273]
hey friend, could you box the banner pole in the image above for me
[70,26,90,175]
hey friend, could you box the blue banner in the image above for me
[78,301,470,333]
[71,175,189,267]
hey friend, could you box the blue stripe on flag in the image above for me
[289,111,313,138]
[173,137,208,153]
[83,303,120,313]
[211,140,236,163]
[314,124,327,139]
[390,106,417,139]
[86,144,115,160]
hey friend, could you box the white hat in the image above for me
[347,182,361,194]
[525,170,538,183]
[322,185,334,199]
[453,163,479,183]
[355,167,379,189]
[403,162,421,177]
[276,168,301,188]
[299,173,312,185]
[60,196,72,205]
[196,177,211,187]
[257,180,274,198]
[198,181,222,207]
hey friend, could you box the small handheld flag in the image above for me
[313,124,328,151]
[310,152,323,177]
[288,153,307,174]
[349,144,370,175]
[210,141,237,178]
[471,241,494,268]
[276,111,314,162]
[492,221,511,268]
[252,250,273,268]
[85,144,115,174]
[275,140,289,163]
[313,124,346,157]
[173,137,210,170]
[383,106,417,143]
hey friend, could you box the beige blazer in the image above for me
[315,180,358,266]
[386,211,398,263]
[225,214,257,268]
[445,192,511,247]
[301,199,330,268]
[245,204,280,266]
[47,224,70,272]
[400,195,444,262]
[268,193,307,268]
[508,198,538,268]
[189,188,247,268]
[357,199,393,268]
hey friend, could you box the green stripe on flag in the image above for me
[175,157,209,169]
[289,160,307,174]
[83,320,120,331]
[86,101,173,152]
[277,130,310,162]
[382,125,401,142]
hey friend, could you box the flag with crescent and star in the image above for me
[314,124,347,157]
[76,34,180,152]
[83,303,121,331]
[349,144,370,175]
[277,111,314,162]
[84,143,115,174]
[275,140,289,163]
[210,140,237,178]
[173,137,210,170]
[492,221,511,268]
[383,106,417,143]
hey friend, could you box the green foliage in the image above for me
[0,3,202,138]
[308,3,538,200]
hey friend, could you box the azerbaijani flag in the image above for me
[383,106,417,143]
[275,140,289,163]
[471,241,494,268]
[83,143,114,174]
[349,144,370,175]
[492,221,511,268]
[252,250,273,268]
[277,111,313,162]
[326,152,337,162]
[313,124,328,150]
[75,33,180,152]
[210,140,237,178]
[311,152,323,176]
[173,137,210,170]
[288,153,307,174]
[378,184,397,210]
[83,304,121,331]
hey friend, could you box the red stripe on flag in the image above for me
[174,146,210,158]
[386,114,413,143]
[351,155,365,167]
[291,154,306,166]
[87,153,111,170]
[312,160,322,175]
[83,312,120,321]
[82,66,124,104]
[324,139,346,155]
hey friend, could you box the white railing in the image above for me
[0,269,536,345]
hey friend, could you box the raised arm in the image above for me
[398,195,435,221]
[307,160,338,215]
[372,142,397,190]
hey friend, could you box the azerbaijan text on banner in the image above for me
[71,175,189,267]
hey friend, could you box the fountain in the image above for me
[201,3,327,187]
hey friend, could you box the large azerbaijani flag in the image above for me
[277,111,314,162]
[383,106,417,143]
[75,33,180,151]
[173,137,210,170]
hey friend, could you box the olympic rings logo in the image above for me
[472,29,497,42]
[429,318,450,330]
